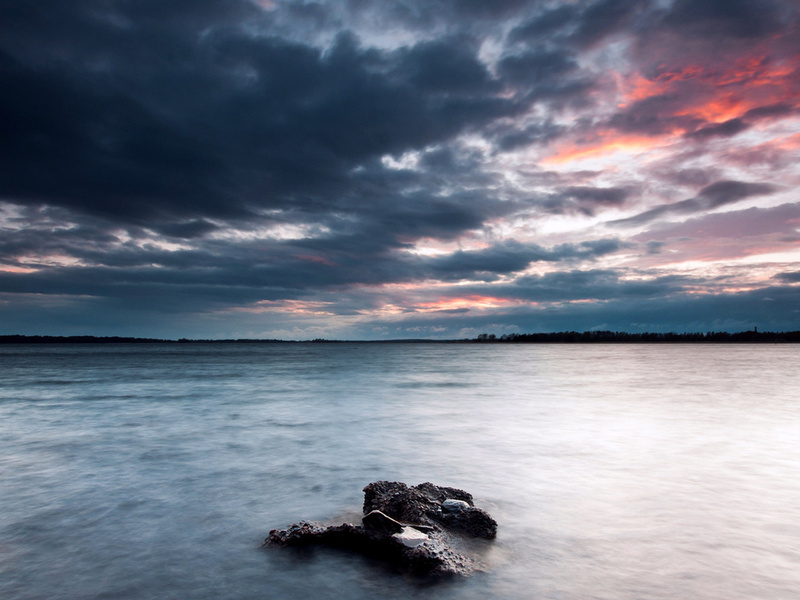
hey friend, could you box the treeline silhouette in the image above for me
[2,330,800,344]
[0,335,287,344]
[470,330,800,343]
[0,335,167,344]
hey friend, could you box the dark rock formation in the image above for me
[263,481,497,577]
[361,509,404,534]
[363,481,497,540]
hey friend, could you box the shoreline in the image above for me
[2,330,799,344]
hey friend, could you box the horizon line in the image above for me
[2,329,799,344]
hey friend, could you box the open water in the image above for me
[2,342,800,599]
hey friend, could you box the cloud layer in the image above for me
[1,0,799,338]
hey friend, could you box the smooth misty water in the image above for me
[2,343,800,600]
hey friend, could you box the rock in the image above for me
[362,510,403,534]
[264,481,497,577]
[406,522,436,533]
[393,526,428,547]
[442,499,470,513]
[364,481,497,540]
[363,481,474,525]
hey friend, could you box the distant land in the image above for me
[2,330,800,344]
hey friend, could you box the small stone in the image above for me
[441,499,470,513]
[392,526,428,548]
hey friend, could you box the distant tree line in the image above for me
[0,335,168,344]
[3,330,800,344]
[469,330,800,343]
[0,335,288,344]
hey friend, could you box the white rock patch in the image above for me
[392,526,428,548]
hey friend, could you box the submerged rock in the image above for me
[263,481,497,577]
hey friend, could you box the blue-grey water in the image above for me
[2,343,800,599]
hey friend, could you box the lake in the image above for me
[2,343,799,599]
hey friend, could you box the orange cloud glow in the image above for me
[621,53,800,124]
[618,64,706,105]
[676,94,751,124]
[232,299,336,315]
[543,131,671,165]
[767,132,800,151]
[0,264,38,274]
[413,295,524,312]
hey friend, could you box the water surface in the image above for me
[2,343,799,599]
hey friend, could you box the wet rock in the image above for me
[442,499,470,513]
[264,481,497,577]
[362,510,403,534]
[364,481,497,540]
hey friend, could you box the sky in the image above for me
[1,0,799,340]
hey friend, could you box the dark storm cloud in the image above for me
[775,272,800,284]
[563,187,629,206]
[396,37,495,93]
[0,226,627,317]
[423,242,547,282]
[447,0,531,18]
[495,47,596,111]
[422,238,625,282]
[612,180,778,226]
[0,266,311,315]
[154,220,221,239]
[685,118,750,140]
[508,5,578,42]
[493,120,565,151]
[346,0,531,29]
[613,200,712,227]
[0,47,233,222]
[662,0,788,40]
[509,0,650,48]
[0,0,523,229]
[14,181,513,292]
[425,267,678,305]
[686,103,800,139]
[500,2,650,106]
[0,227,437,312]
[543,186,630,216]
[367,194,488,242]
[417,145,486,173]
[743,103,798,121]
[567,0,649,48]
[608,94,699,136]
[497,49,577,87]
[508,269,685,302]
[697,181,778,207]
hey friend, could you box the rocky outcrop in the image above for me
[362,481,497,540]
[263,481,497,577]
